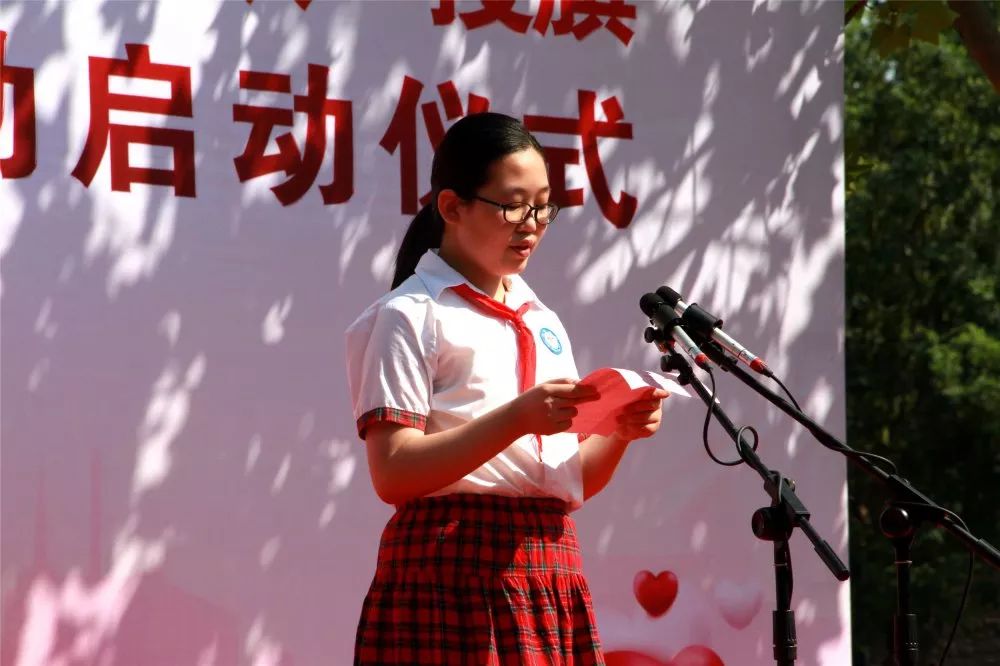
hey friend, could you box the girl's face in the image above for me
[448,148,551,288]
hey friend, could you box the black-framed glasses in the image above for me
[471,195,560,225]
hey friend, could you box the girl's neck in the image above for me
[437,243,505,301]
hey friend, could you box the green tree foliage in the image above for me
[844,0,961,55]
[845,13,1000,666]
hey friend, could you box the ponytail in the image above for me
[391,203,443,289]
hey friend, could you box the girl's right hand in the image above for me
[512,378,600,435]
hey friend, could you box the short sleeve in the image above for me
[345,300,434,440]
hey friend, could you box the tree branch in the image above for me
[948,0,1000,94]
[845,1,868,25]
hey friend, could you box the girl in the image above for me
[345,112,668,665]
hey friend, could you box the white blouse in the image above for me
[345,250,585,509]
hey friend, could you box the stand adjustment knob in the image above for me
[880,505,916,539]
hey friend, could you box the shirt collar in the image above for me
[414,250,544,310]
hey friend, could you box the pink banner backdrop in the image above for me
[1,1,848,664]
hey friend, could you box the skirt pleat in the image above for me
[354,493,605,665]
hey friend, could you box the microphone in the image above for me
[656,286,772,377]
[639,293,712,371]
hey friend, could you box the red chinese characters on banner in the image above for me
[71,44,195,197]
[380,77,636,228]
[525,90,637,229]
[0,30,38,179]
[432,0,636,46]
[379,75,489,214]
[233,64,353,206]
[7,31,635,223]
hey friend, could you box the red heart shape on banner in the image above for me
[606,646,724,666]
[605,650,669,666]
[632,570,678,618]
[713,579,763,630]
[668,645,725,666]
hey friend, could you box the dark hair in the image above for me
[390,112,544,289]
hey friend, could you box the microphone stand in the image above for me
[687,334,1000,666]
[647,329,849,666]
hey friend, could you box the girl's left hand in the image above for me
[614,388,669,442]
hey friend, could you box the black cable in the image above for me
[845,448,899,475]
[769,370,899,474]
[734,425,760,466]
[936,552,974,666]
[772,373,802,411]
[669,329,896,472]
[831,438,898,474]
[891,501,970,531]
[701,369,758,466]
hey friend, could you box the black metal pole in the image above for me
[880,504,920,666]
[773,539,798,666]
[653,332,848,665]
[750,492,799,666]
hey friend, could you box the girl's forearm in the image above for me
[580,433,631,500]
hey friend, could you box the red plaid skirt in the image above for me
[355,493,605,665]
